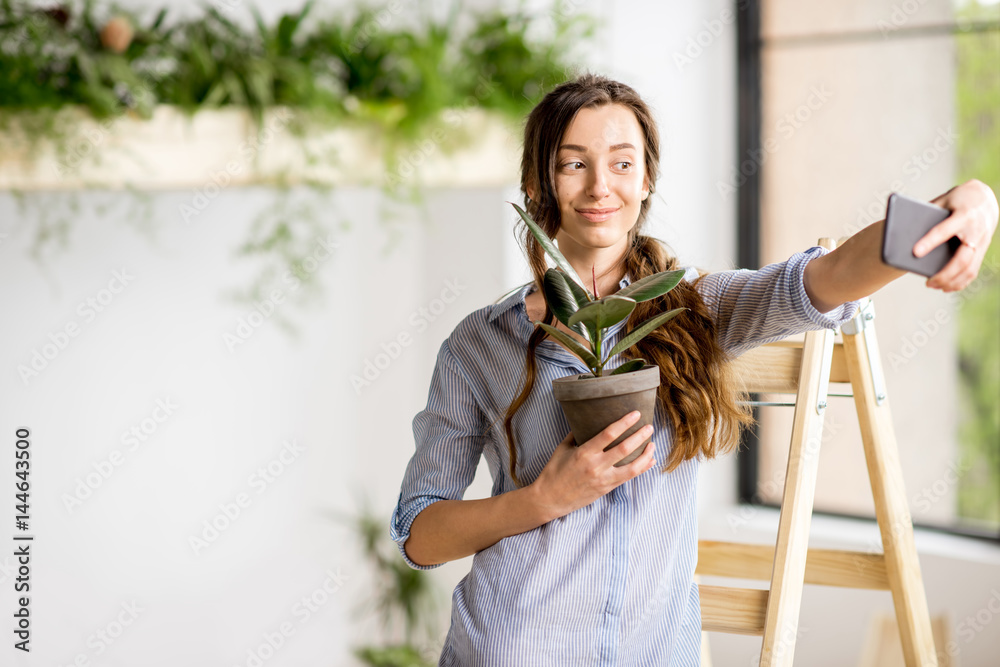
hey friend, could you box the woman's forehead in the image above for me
[560,104,644,151]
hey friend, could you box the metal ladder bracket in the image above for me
[840,299,887,405]
[815,329,834,414]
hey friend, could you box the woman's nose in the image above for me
[587,168,610,200]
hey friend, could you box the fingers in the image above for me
[913,210,964,259]
[605,423,654,464]
[915,181,999,292]
[579,410,641,451]
[619,433,658,476]
[916,183,994,259]
[927,242,981,291]
[570,410,658,478]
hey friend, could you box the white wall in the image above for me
[3,1,995,666]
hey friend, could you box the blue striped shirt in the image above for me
[391,246,859,666]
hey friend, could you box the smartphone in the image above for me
[881,192,958,277]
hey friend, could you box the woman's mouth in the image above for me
[576,207,619,222]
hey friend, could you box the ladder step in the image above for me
[697,540,890,590]
[731,339,852,393]
[700,585,768,635]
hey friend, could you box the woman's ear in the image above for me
[526,183,537,201]
[641,177,650,201]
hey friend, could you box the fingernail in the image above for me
[628,411,640,422]
[914,244,926,257]
[642,424,653,434]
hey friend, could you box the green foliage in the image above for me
[344,503,438,664]
[0,0,594,323]
[0,0,590,141]
[954,0,1000,530]
[356,645,433,667]
[513,202,688,377]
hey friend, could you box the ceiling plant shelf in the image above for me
[0,105,521,191]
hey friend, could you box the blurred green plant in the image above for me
[0,0,594,319]
[0,0,591,147]
[954,0,1000,532]
[345,502,438,667]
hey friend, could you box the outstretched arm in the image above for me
[803,179,999,312]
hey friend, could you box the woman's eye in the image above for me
[616,161,632,170]
[564,161,584,170]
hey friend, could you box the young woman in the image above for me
[390,74,998,665]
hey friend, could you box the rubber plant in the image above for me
[511,202,687,376]
[512,201,691,466]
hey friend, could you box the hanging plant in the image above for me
[0,0,595,323]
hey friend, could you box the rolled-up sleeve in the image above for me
[390,338,487,570]
[695,246,860,358]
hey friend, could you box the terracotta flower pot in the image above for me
[551,364,660,467]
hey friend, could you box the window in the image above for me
[736,0,1000,540]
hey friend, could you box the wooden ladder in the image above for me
[697,241,938,666]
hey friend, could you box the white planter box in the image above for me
[0,105,522,190]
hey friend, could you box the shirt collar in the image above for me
[488,275,633,323]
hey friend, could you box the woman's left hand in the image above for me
[915,179,999,292]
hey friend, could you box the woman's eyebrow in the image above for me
[558,143,637,152]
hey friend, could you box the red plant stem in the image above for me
[592,265,598,299]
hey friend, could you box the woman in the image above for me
[390,74,998,665]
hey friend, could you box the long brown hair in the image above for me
[503,73,753,485]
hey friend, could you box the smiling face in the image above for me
[550,104,650,260]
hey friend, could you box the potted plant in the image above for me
[512,202,688,466]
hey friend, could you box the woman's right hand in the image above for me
[405,411,656,567]
[528,410,657,521]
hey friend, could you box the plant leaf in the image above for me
[542,268,592,342]
[563,268,592,307]
[605,308,688,360]
[567,295,636,332]
[609,358,647,375]
[616,269,686,302]
[511,202,591,297]
[537,323,598,371]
